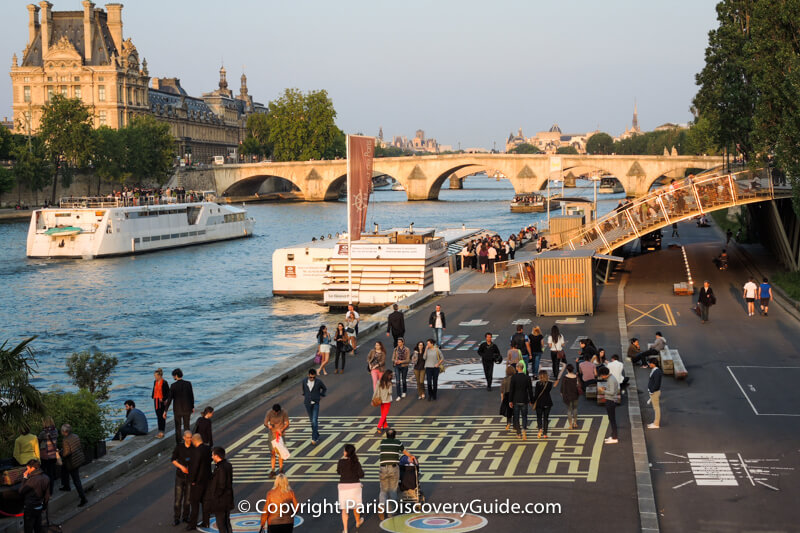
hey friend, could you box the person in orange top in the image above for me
[259,474,298,533]
[151,368,170,439]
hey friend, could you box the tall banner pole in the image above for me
[346,136,352,305]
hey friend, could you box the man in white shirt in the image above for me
[607,354,627,390]
[743,277,759,316]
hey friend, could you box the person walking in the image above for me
[743,277,759,316]
[428,305,446,347]
[698,280,715,323]
[647,359,663,429]
[533,371,554,439]
[392,338,410,401]
[373,370,394,435]
[113,400,149,440]
[506,341,524,374]
[18,459,50,533]
[760,277,773,316]
[152,368,170,439]
[412,341,427,400]
[345,308,359,353]
[422,339,443,401]
[499,365,515,430]
[13,425,39,467]
[508,362,534,440]
[333,323,350,374]
[58,424,87,507]
[260,473,299,533]
[37,417,58,496]
[671,222,679,237]
[367,342,387,392]
[164,368,195,444]
[598,367,621,444]
[316,325,332,376]
[264,404,290,478]
[529,326,544,376]
[478,333,501,391]
[187,433,212,530]
[487,243,497,272]
[546,326,566,380]
[336,445,365,533]
[386,304,406,347]
[194,407,214,447]
[478,243,489,273]
[171,430,194,526]
[301,369,326,446]
[204,447,234,533]
[558,364,581,430]
[510,325,532,373]
[377,429,415,521]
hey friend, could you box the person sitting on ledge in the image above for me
[113,400,149,441]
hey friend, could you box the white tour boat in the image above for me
[27,196,255,258]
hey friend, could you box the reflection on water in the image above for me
[0,178,622,424]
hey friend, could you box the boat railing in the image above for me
[554,168,783,254]
[58,194,206,209]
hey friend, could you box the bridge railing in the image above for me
[559,168,775,253]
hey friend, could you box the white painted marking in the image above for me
[665,452,687,459]
[727,366,760,416]
[688,453,738,486]
[748,384,756,392]
[459,319,489,327]
[756,480,779,491]
[556,317,585,324]
[672,480,695,489]
[511,318,532,325]
[738,453,755,486]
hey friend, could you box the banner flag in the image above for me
[347,135,375,241]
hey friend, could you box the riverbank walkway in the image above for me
[48,221,800,533]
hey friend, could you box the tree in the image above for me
[11,137,51,204]
[0,337,45,457]
[507,143,541,154]
[267,88,343,161]
[65,349,118,400]
[122,115,175,185]
[0,125,12,160]
[240,113,271,160]
[556,145,579,155]
[38,95,95,204]
[585,133,614,155]
[375,145,413,157]
[92,126,127,195]
[0,167,13,195]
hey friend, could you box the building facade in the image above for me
[9,2,265,164]
[505,124,589,154]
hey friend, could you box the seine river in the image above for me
[0,177,622,423]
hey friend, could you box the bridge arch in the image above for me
[220,174,300,198]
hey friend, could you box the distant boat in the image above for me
[510,193,558,213]
[598,177,624,194]
[391,183,406,191]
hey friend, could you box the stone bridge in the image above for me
[211,154,725,201]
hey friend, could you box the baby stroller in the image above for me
[399,455,425,510]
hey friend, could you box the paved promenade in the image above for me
[56,221,800,533]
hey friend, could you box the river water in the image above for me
[0,177,623,424]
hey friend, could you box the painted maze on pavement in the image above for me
[228,415,608,484]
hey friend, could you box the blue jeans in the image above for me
[531,352,542,375]
[513,403,529,434]
[433,328,443,346]
[379,465,399,513]
[305,401,320,442]
[395,365,408,397]
[425,367,440,400]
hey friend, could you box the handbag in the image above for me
[346,327,355,334]
[532,382,549,410]
[437,349,446,373]
[55,450,63,466]
[556,350,566,360]
[271,436,291,461]
[314,352,322,364]
[342,342,353,353]
[371,389,382,407]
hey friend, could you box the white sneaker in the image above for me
[604,437,618,444]
[396,396,402,401]
[402,393,406,398]
[647,423,660,429]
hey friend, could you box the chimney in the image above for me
[27,4,40,48]
[82,1,95,62]
[105,3,123,54]
[39,1,52,57]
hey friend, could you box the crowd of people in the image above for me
[105,187,206,206]
[458,225,542,274]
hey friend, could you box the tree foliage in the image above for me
[507,143,542,154]
[556,145,579,155]
[65,349,118,400]
[585,133,614,155]
[38,95,95,203]
[122,115,175,185]
[92,126,127,194]
[0,337,45,456]
[11,137,51,197]
[375,145,414,157]
[240,113,271,160]
[42,388,116,450]
[267,88,344,161]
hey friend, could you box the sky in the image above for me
[1,0,720,149]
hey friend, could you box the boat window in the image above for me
[287,254,294,261]
[133,238,140,244]
[187,206,201,225]
[189,231,197,236]
[197,230,206,235]
[171,234,179,239]
[161,234,170,240]
[143,236,151,242]
[180,232,188,237]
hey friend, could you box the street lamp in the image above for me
[590,173,600,222]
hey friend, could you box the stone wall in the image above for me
[0,173,118,208]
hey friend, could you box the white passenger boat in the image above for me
[27,196,254,258]
[272,227,487,303]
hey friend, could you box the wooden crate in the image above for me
[585,384,597,399]
[1,467,25,486]
[673,282,694,295]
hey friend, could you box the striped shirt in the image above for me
[379,438,404,466]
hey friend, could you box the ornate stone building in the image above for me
[9,2,265,164]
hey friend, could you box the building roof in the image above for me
[21,10,117,68]
[548,123,562,133]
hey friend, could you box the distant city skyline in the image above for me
[0,0,719,149]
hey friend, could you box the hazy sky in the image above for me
[1,0,719,149]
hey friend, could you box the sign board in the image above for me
[334,244,425,259]
[286,264,326,279]
[433,267,450,292]
[549,156,562,174]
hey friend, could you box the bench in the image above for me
[659,349,676,375]
[647,343,669,367]
[672,350,688,380]
[673,282,694,295]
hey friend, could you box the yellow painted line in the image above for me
[586,416,608,482]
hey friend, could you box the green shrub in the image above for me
[42,388,117,451]
[65,350,118,400]
[0,337,45,459]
